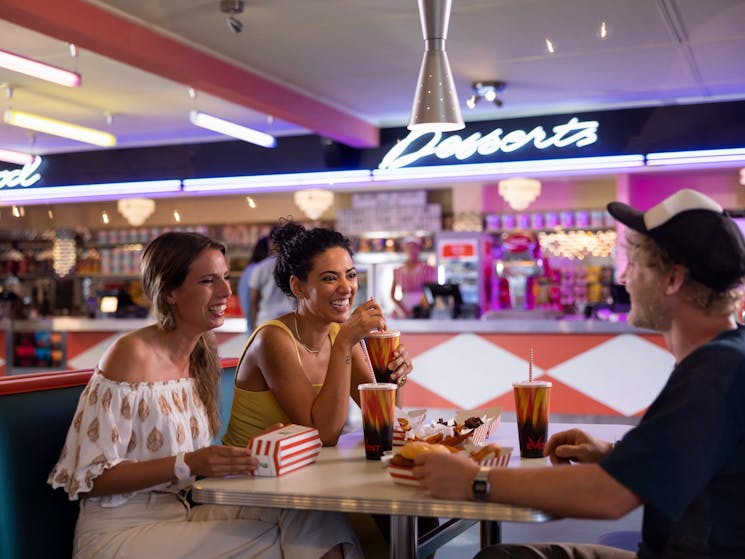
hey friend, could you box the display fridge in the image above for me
[434,232,494,317]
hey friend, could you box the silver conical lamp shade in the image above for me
[408,0,464,132]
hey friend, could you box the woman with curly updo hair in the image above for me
[224,220,413,448]
[223,221,419,558]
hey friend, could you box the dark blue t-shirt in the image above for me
[600,326,745,558]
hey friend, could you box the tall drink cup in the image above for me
[513,380,552,458]
[365,330,400,383]
[358,383,397,460]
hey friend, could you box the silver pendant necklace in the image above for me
[293,312,322,353]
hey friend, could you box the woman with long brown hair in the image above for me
[49,231,358,559]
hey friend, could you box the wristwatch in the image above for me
[174,452,191,483]
[471,467,491,502]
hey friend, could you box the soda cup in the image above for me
[365,330,400,383]
[513,380,552,458]
[358,383,397,460]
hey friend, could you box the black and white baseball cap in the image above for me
[607,189,745,291]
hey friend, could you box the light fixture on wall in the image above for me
[408,0,464,132]
[53,230,76,278]
[0,148,34,166]
[498,177,542,211]
[3,110,116,146]
[294,189,334,220]
[117,197,156,226]
[189,110,276,148]
[0,48,81,87]
[466,81,506,109]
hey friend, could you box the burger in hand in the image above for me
[389,440,453,468]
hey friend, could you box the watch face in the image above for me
[175,463,190,480]
[472,468,491,501]
[175,453,191,480]
[473,479,489,501]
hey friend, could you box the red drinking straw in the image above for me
[360,340,376,382]
[529,348,534,382]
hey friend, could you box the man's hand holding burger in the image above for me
[390,440,452,467]
[412,449,481,501]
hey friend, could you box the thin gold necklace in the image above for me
[293,312,322,353]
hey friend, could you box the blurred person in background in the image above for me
[250,228,293,328]
[414,189,745,559]
[239,236,269,332]
[391,236,436,318]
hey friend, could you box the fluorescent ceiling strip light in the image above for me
[646,147,745,166]
[189,111,277,148]
[0,48,81,87]
[0,180,181,203]
[183,170,371,193]
[372,155,645,181]
[3,110,116,147]
[0,148,35,166]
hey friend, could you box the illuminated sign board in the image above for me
[0,156,42,189]
[379,117,599,170]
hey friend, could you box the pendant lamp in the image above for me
[408,0,464,132]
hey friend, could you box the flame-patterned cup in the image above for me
[358,382,397,460]
[365,330,400,383]
[513,380,552,458]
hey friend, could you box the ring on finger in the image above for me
[398,376,407,387]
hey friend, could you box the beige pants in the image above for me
[475,544,636,559]
[75,491,362,559]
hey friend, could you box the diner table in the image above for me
[192,421,634,559]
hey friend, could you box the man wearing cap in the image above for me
[413,189,745,558]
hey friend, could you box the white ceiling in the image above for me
[0,0,744,157]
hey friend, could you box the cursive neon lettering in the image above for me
[0,156,43,189]
[378,117,599,169]
[551,117,598,148]
[500,129,530,152]
[477,128,503,155]
[378,130,441,169]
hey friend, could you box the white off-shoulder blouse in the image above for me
[48,369,211,507]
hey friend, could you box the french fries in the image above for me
[470,443,502,462]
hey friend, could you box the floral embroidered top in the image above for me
[48,369,211,506]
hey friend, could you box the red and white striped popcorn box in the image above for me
[248,424,322,476]
[454,406,502,445]
[393,408,427,446]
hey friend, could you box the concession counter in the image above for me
[0,317,669,419]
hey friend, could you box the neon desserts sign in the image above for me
[379,117,599,170]
[0,156,43,188]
